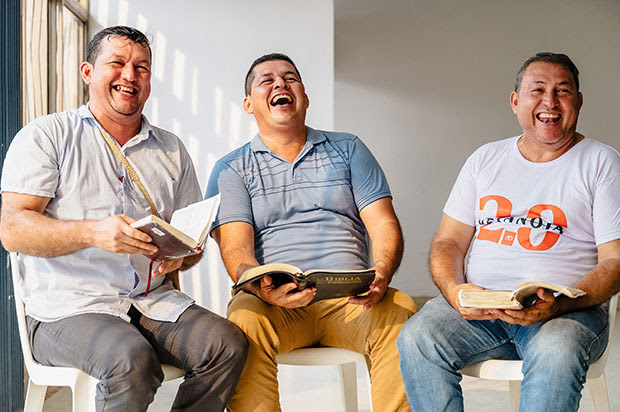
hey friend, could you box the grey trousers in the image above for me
[27,304,248,412]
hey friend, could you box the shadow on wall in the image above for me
[334,0,620,297]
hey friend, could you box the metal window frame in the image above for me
[1,0,24,409]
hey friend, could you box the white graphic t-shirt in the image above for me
[444,136,620,290]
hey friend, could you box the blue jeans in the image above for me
[397,295,609,412]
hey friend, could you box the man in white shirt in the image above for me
[397,52,620,411]
[0,26,247,412]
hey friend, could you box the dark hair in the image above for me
[514,52,580,93]
[244,53,302,96]
[86,26,151,64]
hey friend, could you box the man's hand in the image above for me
[153,257,184,276]
[349,270,389,310]
[251,275,316,308]
[88,215,158,255]
[491,288,559,326]
[448,282,500,321]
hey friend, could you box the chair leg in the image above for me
[587,373,611,412]
[361,357,372,411]
[508,380,521,412]
[23,380,47,412]
[338,362,359,412]
[72,374,98,412]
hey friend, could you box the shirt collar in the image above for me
[250,126,326,153]
[79,103,159,145]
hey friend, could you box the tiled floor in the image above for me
[42,316,620,412]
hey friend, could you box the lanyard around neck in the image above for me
[97,128,160,218]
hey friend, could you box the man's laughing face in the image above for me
[243,59,309,130]
[511,61,582,149]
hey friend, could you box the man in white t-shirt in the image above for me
[397,52,620,411]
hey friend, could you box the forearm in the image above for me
[1,208,94,257]
[557,256,620,314]
[220,246,260,283]
[430,239,467,297]
[370,218,403,283]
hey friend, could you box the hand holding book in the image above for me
[458,281,586,310]
[233,263,376,306]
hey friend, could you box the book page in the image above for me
[512,281,586,304]
[170,194,220,244]
[237,263,302,284]
[458,289,523,309]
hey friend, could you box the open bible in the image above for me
[232,263,376,304]
[458,281,586,310]
[131,194,220,261]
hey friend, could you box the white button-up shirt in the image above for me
[1,105,200,322]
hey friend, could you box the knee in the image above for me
[227,292,276,337]
[523,317,607,374]
[221,320,249,368]
[374,288,418,324]
[203,318,249,371]
[397,302,451,360]
[101,339,163,391]
[397,314,429,358]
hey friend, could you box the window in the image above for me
[22,0,88,123]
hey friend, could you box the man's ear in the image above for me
[80,61,92,85]
[243,96,253,114]
[304,92,309,110]
[509,91,518,115]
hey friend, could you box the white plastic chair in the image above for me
[276,347,372,412]
[9,252,186,411]
[460,293,618,412]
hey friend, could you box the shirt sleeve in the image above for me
[205,159,254,231]
[593,173,620,245]
[443,153,477,227]
[173,143,202,210]
[1,121,60,197]
[349,137,392,211]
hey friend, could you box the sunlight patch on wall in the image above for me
[172,118,181,136]
[96,0,109,26]
[149,96,159,126]
[172,49,186,101]
[117,0,128,26]
[228,103,242,150]
[191,66,199,115]
[153,32,167,82]
[214,87,223,137]
[187,133,201,176]
[207,239,227,316]
[136,13,148,34]
[204,152,218,191]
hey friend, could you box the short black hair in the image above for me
[86,25,151,64]
[514,52,580,93]
[244,53,302,96]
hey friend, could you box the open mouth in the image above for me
[536,113,561,123]
[270,93,293,106]
[113,85,138,95]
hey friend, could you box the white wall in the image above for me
[89,0,334,315]
[335,0,620,297]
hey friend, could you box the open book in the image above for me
[458,281,586,310]
[131,194,220,261]
[232,263,376,305]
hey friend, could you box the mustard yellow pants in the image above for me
[226,287,417,412]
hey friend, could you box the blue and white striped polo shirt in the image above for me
[206,127,391,271]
